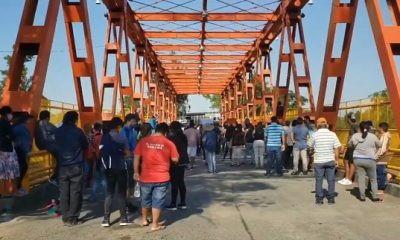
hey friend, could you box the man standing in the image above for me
[291,117,310,175]
[184,120,200,169]
[264,116,285,177]
[55,111,88,226]
[121,114,138,211]
[309,118,341,205]
[35,110,58,185]
[100,117,131,227]
[244,119,254,165]
[134,123,179,231]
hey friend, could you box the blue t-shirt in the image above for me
[121,126,138,152]
[293,125,309,150]
[264,123,284,147]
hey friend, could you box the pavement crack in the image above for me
[231,183,255,240]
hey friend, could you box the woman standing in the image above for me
[203,124,218,174]
[0,106,19,196]
[12,112,33,196]
[253,122,265,168]
[349,121,382,202]
[166,121,189,210]
[231,124,245,167]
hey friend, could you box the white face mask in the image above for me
[7,114,12,121]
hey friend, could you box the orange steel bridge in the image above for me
[1,0,400,134]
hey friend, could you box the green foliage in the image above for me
[203,94,221,110]
[0,54,33,97]
[177,94,189,117]
[368,89,388,99]
[288,90,308,109]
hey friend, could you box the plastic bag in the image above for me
[133,182,141,198]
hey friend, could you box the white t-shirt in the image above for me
[309,128,341,163]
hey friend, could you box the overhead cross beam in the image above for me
[145,31,260,39]
[135,12,276,21]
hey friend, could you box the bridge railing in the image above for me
[20,97,399,189]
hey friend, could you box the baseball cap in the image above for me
[316,117,328,126]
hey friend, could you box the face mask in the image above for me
[7,114,12,121]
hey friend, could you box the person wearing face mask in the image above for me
[0,106,20,196]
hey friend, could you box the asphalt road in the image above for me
[1,157,399,240]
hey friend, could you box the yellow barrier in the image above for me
[26,151,55,189]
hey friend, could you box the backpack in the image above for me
[99,133,126,170]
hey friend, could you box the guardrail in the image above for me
[26,151,55,190]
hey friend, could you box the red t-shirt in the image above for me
[134,135,179,183]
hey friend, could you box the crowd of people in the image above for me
[0,105,395,230]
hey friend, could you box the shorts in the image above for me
[344,147,354,162]
[376,165,387,190]
[140,182,168,209]
[187,147,197,157]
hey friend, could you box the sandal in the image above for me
[150,225,166,232]
[142,219,152,227]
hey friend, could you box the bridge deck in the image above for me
[1,158,399,240]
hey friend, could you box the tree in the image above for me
[0,54,34,97]
[288,90,308,109]
[177,94,189,117]
[203,94,221,110]
[368,89,388,100]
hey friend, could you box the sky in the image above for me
[0,1,388,113]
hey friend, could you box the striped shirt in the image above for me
[264,123,284,147]
[309,128,341,163]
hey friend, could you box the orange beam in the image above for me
[135,12,276,21]
[145,31,260,39]
[162,63,238,68]
[157,55,244,61]
[165,69,236,74]
[152,45,250,51]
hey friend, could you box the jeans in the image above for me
[376,165,387,190]
[83,160,94,188]
[141,182,169,209]
[104,169,128,217]
[59,164,83,221]
[314,161,336,200]
[266,146,283,175]
[90,167,106,201]
[354,158,378,199]
[283,145,293,170]
[245,143,254,164]
[253,140,265,168]
[206,151,217,173]
[293,148,308,172]
[15,146,28,189]
[170,165,186,205]
[126,157,134,188]
[232,146,244,166]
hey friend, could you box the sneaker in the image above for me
[359,197,366,202]
[341,179,353,186]
[302,171,308,176]
[101,216,110,227]
[119,216,132,226]
[337,178,346,184]
[178,203,187,210]
[166,204,177,211]
[69,218,83,226]
[291,171,299,176]
[327,198,335,205]
[315,199,324,206]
